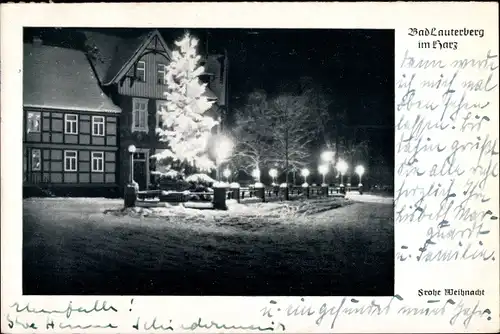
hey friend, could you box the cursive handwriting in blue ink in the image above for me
[181,318,285,331]
[10,300,118,319]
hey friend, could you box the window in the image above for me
[132,98,148,132]
[133,152,146,160]
[157,63,167,85]
[31,149,41,171]
[27,111,41,133]
[136,61,146,82]
[156,100,168,130]
[65,114,78,134]
[91,152,104,172]
[64,150,77,171]
[92,116,105,136]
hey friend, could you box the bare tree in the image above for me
[265,94,318,183]
[230,91,274,175]
[299,76,347,168]
[339,138,370,172]
[299,77,333,148]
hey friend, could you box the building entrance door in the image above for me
[132,151,149,190]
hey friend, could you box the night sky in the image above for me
[24,28,394,168]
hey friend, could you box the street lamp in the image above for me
[321,150,334,163]
[301,168,310,184]
[223,168,231,182]
[269,168,278,185]
[336,159,348,187]
[128,144,136,183]
[212,135,234,181]
[252,168,261,182]
[318,164,329,185]
[355,165,365,186]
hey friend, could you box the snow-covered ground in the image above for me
[345,192,394,204]
[23,195,394,296]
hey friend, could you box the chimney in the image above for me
[33,36,43,47]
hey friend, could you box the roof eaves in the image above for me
[23,104,122,114]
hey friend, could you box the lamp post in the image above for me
[336,159,348,193]
[210,135,233,210]
[212,135,234,181]
[223,168,231,182]
[318,164,329,185]
[124,144,137,208]
[301,168,310,184]
[355,165,365,186]
[128,144,136,183]
[321,150,335,184]
[252,168,261,182]
[269,168,278,185]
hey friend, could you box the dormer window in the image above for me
[135,61,146,82]
[157,63,167,85]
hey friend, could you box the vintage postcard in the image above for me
[1,2,498,333]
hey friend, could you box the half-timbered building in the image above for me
[23,29,228,196]
[23,38,122,197]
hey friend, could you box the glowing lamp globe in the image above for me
[214,135,234,163]
[355,165,365,176]
[269,168,278,178]
[301,168,310,178]
[336,160,348,174]
[318,164,329,175]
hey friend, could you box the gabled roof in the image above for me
[83,28,219,102]
[84,29,173,86]
[23,43,121,113]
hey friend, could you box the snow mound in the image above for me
[254,182,265,188]
[213,181,229,188]
[185,173,215,184]
[151,169,182,179]
[230,182,241,189]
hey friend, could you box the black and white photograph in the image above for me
[22,27,395,297]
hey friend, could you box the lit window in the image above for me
[132,98,148,132]
[92,116,105,136]
[136,61,146,82]
[157,63,167,85]
[27,111,41,133]
[31,149,41,171]
[91,152,104,172]
[64,150,77,171]
[64,114,78,134]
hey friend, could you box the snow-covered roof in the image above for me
[23,43,121,113]
[83,30,152,85]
